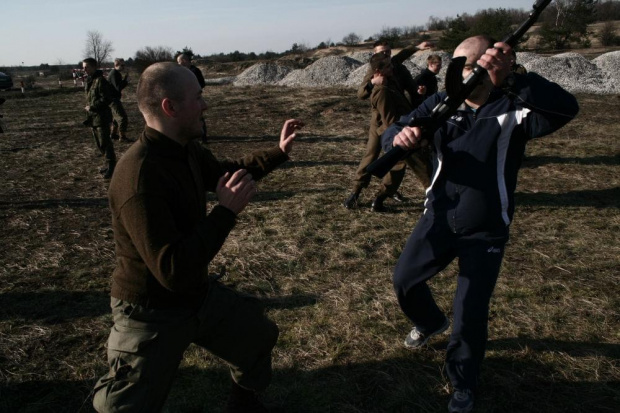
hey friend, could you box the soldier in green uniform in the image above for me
[108,58,132,142]
[82,57,116,179]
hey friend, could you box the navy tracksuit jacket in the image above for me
[382,72,579,390]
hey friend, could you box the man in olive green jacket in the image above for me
[92,62,303,412]
[82,57,116,179]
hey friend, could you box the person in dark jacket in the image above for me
[82,57,116,179]
[177,52,206,88]
[107,58,132,142]
[381,36,578,413]
[91,62,303,412]
[177,52,207,142]
[411,54,442,108]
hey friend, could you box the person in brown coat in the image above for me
[345,53,432,211]
[92,61,303,412]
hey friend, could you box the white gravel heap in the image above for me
[233,63,293,86]
[524,52,618,94]
[277,56,363,87]
[592,51,620,91]
[344,63,370,88]
[348,51,373,63]
[229,50,620,95]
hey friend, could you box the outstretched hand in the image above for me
[279,119,304,154]
[216,169,256,215]
[416,41,434,51]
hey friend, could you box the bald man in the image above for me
[92,62,303,413]
[382,36,578,412]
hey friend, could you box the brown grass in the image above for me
[0,75,618,412]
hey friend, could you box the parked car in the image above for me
[0,72,13,90]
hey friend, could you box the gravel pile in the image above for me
[592,51,620,90]
[277,56,363,87]
[344,63,370,87]
[514,51,540,65]
[348,51,373,63]
[229,50,620,95]
[524,52,617,94]
[233,63,292,86]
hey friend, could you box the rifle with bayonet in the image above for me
[366,0,552,178]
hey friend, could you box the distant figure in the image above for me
[82,57,116,179]
[176,53,206,88]
[91,61,304,412]
[411,54,442,108]
[177,53,207,142]
[107,58,133,142]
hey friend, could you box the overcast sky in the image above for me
[1,0,538,67]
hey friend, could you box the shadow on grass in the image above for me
[0,290,109,322]
[522,154,620,167]
[3,340,617,413]
[0,198,108,210]
[515,187,619,208]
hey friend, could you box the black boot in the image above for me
[102,160,116,180]
[343,190,361,209]
[225,381,268,413]
[371,194,388,212]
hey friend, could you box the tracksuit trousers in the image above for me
[393,213,507,390]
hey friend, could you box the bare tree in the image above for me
[134,46,175,73]
[83,31,114,66]
[342,32,362,46]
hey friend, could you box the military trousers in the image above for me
[110,100,128,135]
[353,130,432,196]
[92,281,279,412]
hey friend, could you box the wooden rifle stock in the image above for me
[367,0,552,178]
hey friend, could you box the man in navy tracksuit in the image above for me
[382,36,578,413]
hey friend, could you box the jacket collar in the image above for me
[142,126,187,160]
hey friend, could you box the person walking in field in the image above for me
[92,61,303,413]
[107,58,132,142]
[382,36,578,412]
[82,57,117,179]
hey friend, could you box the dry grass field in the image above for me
[0,73,618,412]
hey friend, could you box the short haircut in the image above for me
[82,57,97,67]
[427,54,441,64]
[177,53,191,61]
[137,62,187,118]
[369,53,391,72]
[373,40,389,49]
[114,58,125,66]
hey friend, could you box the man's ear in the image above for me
[161,98,176,118]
